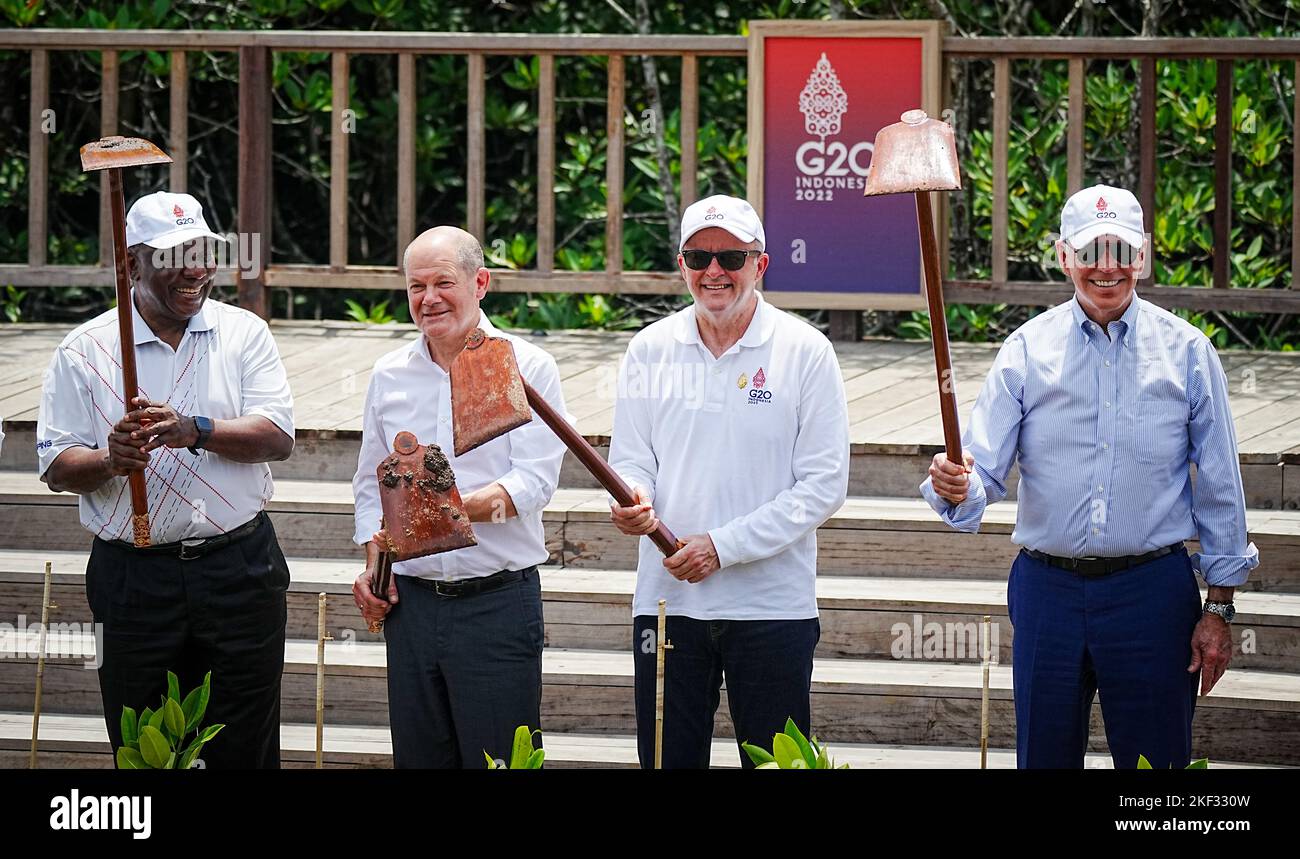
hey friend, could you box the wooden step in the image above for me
[4,636,1297,765]
[4,551,1296,670]
[2,475,1298,590]
[0,712,1279,770]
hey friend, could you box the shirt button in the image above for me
[1092,527,1100,535]
[1097,485,1104,493]
[1105,401,1111,408]
[1104,360,1111,367]
[1102,442,1109,450]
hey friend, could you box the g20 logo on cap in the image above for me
[703,206,724,222]
[173,203,195,227]
[1095,196,1117,220]
[794,53,872,199]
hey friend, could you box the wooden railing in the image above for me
[4,29,1300,318]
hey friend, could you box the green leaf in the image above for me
[163,698,186,743]
[509,724,534,769]
[120,706,139,748]
[741,742,776,767]
[178,743,201,771]
[182,680,209,734]
[195,723,225,745]
[1137,754,1153,769]
[138,726,170,769]
[116,747,148,770]
[772,732,802,769]
[484,750,498,769]
[783,718,817,769]
[167,671,180,705]
[1186,758,1209,770]
[525,748,545,769]
[148,708,166,734]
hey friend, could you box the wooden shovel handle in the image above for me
[108,168,150,547]
[916,190,963,466]
[522,383,682,558]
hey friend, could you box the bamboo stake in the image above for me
[980,614,991,769]
[30,561,53,769]
[654,599,673,769]
[315,592,330,769]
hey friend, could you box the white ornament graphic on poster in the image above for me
[794,53,873,201]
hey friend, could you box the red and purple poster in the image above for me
[752,26,939,307]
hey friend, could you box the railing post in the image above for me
[1213,59,1233,290]
[169,51,188,193]
[99,50,119,269]
[605,54,625,275]
[238,45,272,319]
[1139,57,1157,288]
[28,48,49,268]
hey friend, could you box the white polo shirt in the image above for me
[609,292,850,620]
[351,314,568,581]
[37,295,295,544]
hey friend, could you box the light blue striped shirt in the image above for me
[920,295,1259,587]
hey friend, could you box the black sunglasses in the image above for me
[681,249,762,271]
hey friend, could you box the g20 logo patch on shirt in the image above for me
[746,367,773,403]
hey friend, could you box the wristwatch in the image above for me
[1203,600,1236,624]
[188,415,214,455]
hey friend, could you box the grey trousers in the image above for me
[384,569,544,768]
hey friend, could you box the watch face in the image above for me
[1223,604,1236,623]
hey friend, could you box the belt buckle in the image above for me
[179,539,204,561]
[434,581,458,597]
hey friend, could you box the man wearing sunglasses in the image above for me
[608,194,850,768]
[922,184,1257,768]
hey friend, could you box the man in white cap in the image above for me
[922,184,1257,768]
[608,195,849,768]
[37,191,295,768]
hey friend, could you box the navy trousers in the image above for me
[632,615,819,769]
[384,569,544,769]
[1008,546,1202,769]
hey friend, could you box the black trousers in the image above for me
[384,569,544,769]
[86,513,288,769]
[632,614,820,769]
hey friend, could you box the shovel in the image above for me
[863,110,964,468]
[450,330,682,558]
[367,430,477,632]
[79,136,173,547]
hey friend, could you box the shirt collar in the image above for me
[129,289,217,346]
[407,311,498,366]
[1069,293,1141,349]
[673,292,775,350]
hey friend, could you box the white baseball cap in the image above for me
[1060,184,1145,250]
[679,194,765,251]
[125,191,225,249]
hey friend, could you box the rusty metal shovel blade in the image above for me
[449,328,532,456]
[862,110,961,196]
[376,431,477,561]
[79,136,173,172]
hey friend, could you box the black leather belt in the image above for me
[406,566,534,598]
[107,512,265,560]
[1022,543,1184,577]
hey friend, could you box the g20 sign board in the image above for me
[746,21,945,310]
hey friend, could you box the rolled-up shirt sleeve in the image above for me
[37,345,98,480]
[707,341,850,569]
[495,350,568,517]
[351,374,387,546]
[1186,338,1259,587]
[920,333,1026,532]
[239,319,295,438]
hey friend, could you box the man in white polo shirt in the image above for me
[351,226,568,768]
[608,195,850,768]
[37,191,295,768]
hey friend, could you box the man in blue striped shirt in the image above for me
[920,184,1258,769]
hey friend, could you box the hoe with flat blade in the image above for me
[79,136,172,547]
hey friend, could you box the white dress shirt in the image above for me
[351,314,568,580]
[609,292,850,620]
[37,294,295,544]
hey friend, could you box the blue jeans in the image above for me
[632,615,820,769]
[1008,547,1202,768]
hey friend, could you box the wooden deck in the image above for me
[3,319,1300,461]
